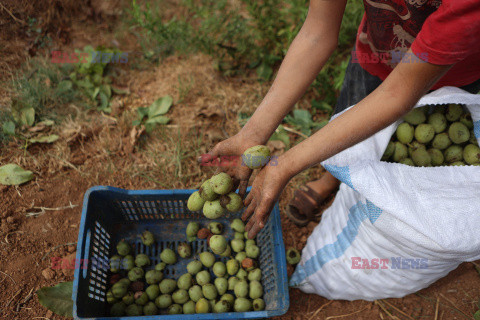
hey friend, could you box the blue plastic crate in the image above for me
[73,186,289,319]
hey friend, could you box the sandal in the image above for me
[286,185,327,227]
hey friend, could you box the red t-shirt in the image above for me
[355,0,480,89]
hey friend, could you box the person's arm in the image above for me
[243,51,452,237]
[204,0,347,196]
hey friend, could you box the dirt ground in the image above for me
[1,5,479,320]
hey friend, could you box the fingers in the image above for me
[242,198,256,221]
[238,180,248,199]
[244,191,253,206]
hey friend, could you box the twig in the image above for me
[5,289,22,308]
[283,126,309,139]
[26,202,78,217]
[380,299,415,320]
[4,231,24,244]
[375,300,400,320]
[325,304,369,319]
[0,3,26,25]
[438,294,471,320]
[16,288,34,312]
[308,300,333,320]
[32,318,51,320]
[434,297,439,320]
[41,242,78,261]
[0,270,16,285]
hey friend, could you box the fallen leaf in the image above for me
[37,282,73,318]
[148,96,173,118]
[30,134,59,144]
[0,164,34,185]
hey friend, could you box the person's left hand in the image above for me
[242,160,291,238]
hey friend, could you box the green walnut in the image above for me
[177,242,192,258]
[188,285,204,302]
[127,267,144,282]
[187,260,203,275]
[412,148,432,167]
[234,297,253,312]
[111,281,128,299]
[177,273,193,290]
[249,280,263,299]
[234,280,249,298]
[228,277,239,291]
[196,270,211,286]
[393,142,408,162]
[155,262,166,272]
[203,200,226,219]
[231,218,246,233]
[155,294,172,309]
[186,221,200,238]
[451,161,466,166]
[221,293,235,305]
[116,240,131,256]
[172,289,189,304]
[199,179,217,201]
[220,192,244,212]
[199,252,215,268]
[160,248,177,264]
[125,304,143,316]
[145,270,163,285]
[159,279,177,294]
[403,108,426,125]
[215,277,228,296]
[214,300,231,313]
[234,232,244,240]
[428,112,448,133]
[210,235,228,254]
[107,290,118,304]
[146,284,160,300]
[460,113,474,129]
[415,124,435,144]
[253,298,266,311]
[246,245,260,259]
[213,261,227,278]
[210,172,234,195]
[110,302,127,316]
[231,239,245,253]
[226,259,240,276]
[143,301,158,316]
[248,268,262,281]
[135,254,150,268]
[135,292,149,306]
[195,298,211,313]
[399,158,414,166]
[202,283,218,300]
[236,252,247,263]
[381,141,395,161]
[187,191,205,212]
[449,122,470,144]
[168,304,182,315]
[446,104,463,122]
[428,148,444,166]
[183,300,196,314]
[236,269,248,280]
[245,239,256,247]
[121,292,134,305]
[396,122,414,144]
[140,230,155,246]
[219,245,232,257]
[242,145,271,169]
[286,248,301,265]
[444,145,464,163]
[469,129,477,145]
[432,132,452,150]
[110,255,122,273]
[208,222,224,235]
[121,255,135,271]
[464,144,480,165]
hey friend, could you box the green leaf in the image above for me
[2,121,15,135]
[39,119,55,126]
[132,119,142,126]
[30,134,59,144]
[0,164,34,185]
[474,310,480,320]
[311,100,333,114]
[146,116,170,125]
[111,85,130,95]
[256,62,273,81]
[20,107,35,126]
[37,282,73,318]
[91,87,100,99]
[101,84,112,99]
[269,125,290,149]
[57,80,73,93]
[136,107,149,121]
[98,92,110,112]
[148,96,173,119]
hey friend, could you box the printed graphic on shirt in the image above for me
[359,0,441,67]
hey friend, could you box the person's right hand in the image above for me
[199,134,261,198]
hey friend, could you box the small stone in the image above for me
[6,217,14,224]
[42,268,56,280]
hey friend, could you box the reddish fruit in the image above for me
[241,258,256,271]
[130,281,144,292]
[197,228,212,239]
[110,273,122,285]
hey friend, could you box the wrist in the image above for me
[267,153,296,184]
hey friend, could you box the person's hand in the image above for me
[199,134,260,198]
[242,161,291,238]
